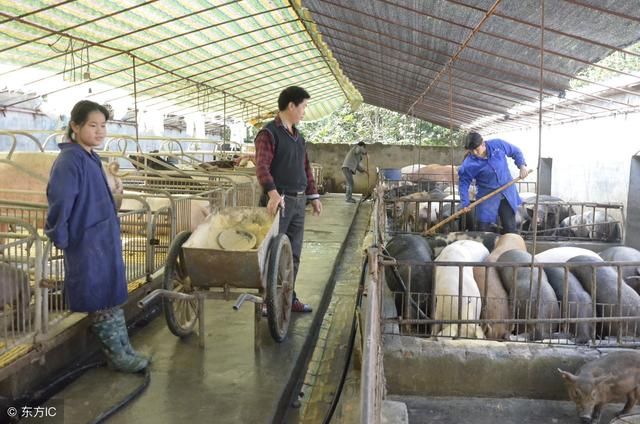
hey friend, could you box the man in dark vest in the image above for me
[255,86,322,313]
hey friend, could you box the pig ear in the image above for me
[558,368,577,382]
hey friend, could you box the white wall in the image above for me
[494,111,640,205]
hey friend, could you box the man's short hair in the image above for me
[278,86,310,111]
[464,132,483,150]
[357,141,366,147]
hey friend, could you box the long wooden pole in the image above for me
[423,169,534,235]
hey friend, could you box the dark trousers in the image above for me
[342,167,354,197]
[260,192,306,299]
[477,198,517,234]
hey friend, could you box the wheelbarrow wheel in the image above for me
[163,230,198,338]
[265,233,294,342]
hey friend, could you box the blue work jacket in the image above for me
[45,142,127,312]
[458,139,526,224]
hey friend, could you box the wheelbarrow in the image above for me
[138,207,294,346]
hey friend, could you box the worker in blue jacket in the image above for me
[46,100,148,373]
[458,132,528,233]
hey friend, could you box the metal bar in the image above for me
[563,0,640,23]
[337,53,579,119]
[215,49,322,89]
[445,0,640,59]
[129,41,315,106]
[340,60,538,115]
[327,39,611,117]
[320,28,621,115]
[0,0,159,55]
[409,0,503,114]
[132,55,140,145]
[356,87,510,129]
[373,0,640,81]
[137,289,196,309]
[395,316,640,325]
[355,74,536,127]
[0,0,244,79]
[160,74,339,117]
[289,2,352,104]
[0,0,77,26]
[100,28,310,105]
[360,247,381,424]
[3,9,296,111]
[232,293,263,310]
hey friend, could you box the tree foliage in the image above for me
[300,103,463,146]
[570,41,640,89]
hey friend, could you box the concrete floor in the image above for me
[45,194,363,424]
[392,395,640,424]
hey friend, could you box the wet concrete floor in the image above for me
[48,194,364,424]
[285,200,372,424]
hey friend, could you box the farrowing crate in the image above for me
[0,217,42,353]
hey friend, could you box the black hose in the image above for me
[90,367,151,424]
[9,359,150,424]
[321,254,368,424]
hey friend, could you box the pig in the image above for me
[438,197,476,232]
[400,163,428,176]
[406,164,458,189]
[541,266,593,344]
[520,195,573,234]
[383,234,434,326]
[425,231,498,258]
[473,233,526,340]
[432,240,489,338]
[535,246,601,263]
[559,350,640,423]
[560,211,622,242]
[599,246,640,294]
[383,184,419,202]
[102,161,123,210]
[129,152,181,171]
[196,159,236,170]
[568,256,640,338]
[392,190,445,232]
[0,262,32,332]
[497,249,560,340]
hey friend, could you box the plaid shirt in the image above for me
[254,116,318,199]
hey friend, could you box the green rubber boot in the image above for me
[92,310,149,373]
[113,308,151,365]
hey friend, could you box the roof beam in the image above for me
[409,0,500,114]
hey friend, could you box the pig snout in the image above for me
[576,405,595,423]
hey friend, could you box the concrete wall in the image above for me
[306,143,464,194]
[383,335,608,400]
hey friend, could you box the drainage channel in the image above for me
[283,200,372,424]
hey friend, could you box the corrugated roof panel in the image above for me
[0,0,360,122]
[304,0,640,131]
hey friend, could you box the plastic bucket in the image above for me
[381,168,402,180]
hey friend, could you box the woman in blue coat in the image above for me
[46,100,148,373]
[458,132,528,233]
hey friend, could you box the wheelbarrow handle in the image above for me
[423,169,534,235]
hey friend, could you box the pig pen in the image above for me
[360,189,640,423]
[0,151,174,338]
[361,248,640,424]
[383,188,624,245]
